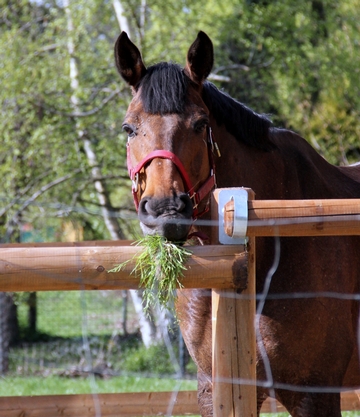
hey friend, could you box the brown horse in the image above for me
[114,31,360,416]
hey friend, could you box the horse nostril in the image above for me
[139,194,192,217]
[177,196,186,212]
[178,193,193,216]
[139,197,153,216]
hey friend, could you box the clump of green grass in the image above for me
[109,236,192,313]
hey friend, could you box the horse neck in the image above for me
[213,126,359,200]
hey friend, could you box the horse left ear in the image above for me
[185,31,214,85]
[114,32,147,88]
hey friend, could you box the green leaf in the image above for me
[109,235,192,314]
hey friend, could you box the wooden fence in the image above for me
[1,390,360,416]
[0,189,359,416]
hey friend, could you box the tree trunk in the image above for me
[0,293,19,373]
[0,222,20,374]
[64,0,155,348]
[113,0,131,35]
[27,292,37,334]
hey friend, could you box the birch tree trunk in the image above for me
[64,0,124,241]
[113,0,131,35]
[112,0,178,349]
[64,0,155,347]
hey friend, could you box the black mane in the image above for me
[139,62,273,149]
[202,82,274,150]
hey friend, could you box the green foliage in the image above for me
[122,344,176,374]
[110,236,192,313]
[0,0,134,241]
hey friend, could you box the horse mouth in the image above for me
[139,214,192,242]
[137,194,193,242]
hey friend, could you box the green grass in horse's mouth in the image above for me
[109,235,192,314]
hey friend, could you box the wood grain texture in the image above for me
[0,391,199,417]
[0,243,246,292]
[224,198,360,236]
[0,390,358,416]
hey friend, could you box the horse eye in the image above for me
[122,124,136,138]
[194,119,208,134]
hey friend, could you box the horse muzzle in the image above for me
[138,193,193,242]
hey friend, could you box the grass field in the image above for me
[0,375,197,396]
[16,290,134,338]
[8,290,195,392]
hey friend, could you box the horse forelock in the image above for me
[139,62,189,115]
[202,82,274,150]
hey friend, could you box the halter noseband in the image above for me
[127,127,220,218]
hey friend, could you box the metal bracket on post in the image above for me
[218,189,248,244]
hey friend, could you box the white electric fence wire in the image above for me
[255,234,280,409]
[74,240,103,417]
[79,288,102,417]
[156,305,182,377]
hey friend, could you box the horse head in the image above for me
[114,32,216,242]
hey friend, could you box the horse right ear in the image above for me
[114,32,147,87]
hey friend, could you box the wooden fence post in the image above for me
[211,189,257,417]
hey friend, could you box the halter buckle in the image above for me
[132,173,139,193]
[189,192,199,210]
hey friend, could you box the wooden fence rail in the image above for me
[0,242,246,292]
[224,198,360,236]
[0,390,359,416]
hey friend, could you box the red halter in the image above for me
[127,127,220,218]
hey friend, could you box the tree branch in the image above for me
[15,170,81,216]
[210,58,275,83]
[32,88,121,118]
[212,64,251,74]
[208,73,231,82]
[0,166,69,218]
[77,197,135,212]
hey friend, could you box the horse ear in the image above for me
[185,31,214,85]
[114,32,147,87]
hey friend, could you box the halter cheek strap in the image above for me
[127,127,220,218]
